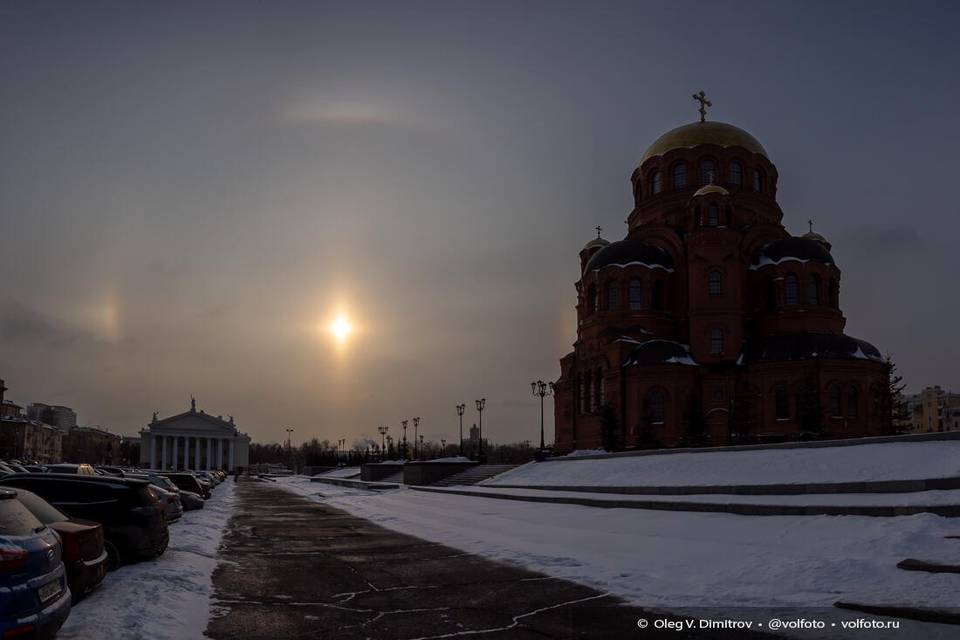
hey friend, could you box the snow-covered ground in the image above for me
[319,466,361,478]
[423,484,960,507]
[58,480,236,640]
[485,441,960,487]
[277,476,960,639]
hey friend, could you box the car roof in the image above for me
[0,472,150,488]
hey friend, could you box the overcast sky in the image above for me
[1,1,958,445]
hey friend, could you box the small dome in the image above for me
[584,238,675,272]
[641,121,768,165]
[802,231,832,252]
[740,333,883,364]
[751,237,834,269]
[623,340,697,367]
[692,184,730,198]
[582,237,610,252]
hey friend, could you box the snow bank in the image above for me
[485,441,960,487]
[321,466,361,478]
[58,481,236,640]
[422,456,472,463]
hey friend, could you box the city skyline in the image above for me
[2,1,958,444]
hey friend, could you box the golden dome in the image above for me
[640,121,768,165]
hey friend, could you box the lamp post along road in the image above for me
[401,420,408,460]
[531,380,554,450]
[475,398,486,462]
[378,426,389,460]
[413,417,420,460]
[456,403,466,456]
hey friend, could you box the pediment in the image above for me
[149,411,237,435]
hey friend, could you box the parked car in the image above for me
[24,465,47,473]
[93,466,126,477]
[14,488,107,601]
[3,462,29,474]
[137,482,182,522]
[0,487,71,639]
[44,464,97,476]
[162,473,210,499]
[0,474,168,570]
[0,462,16,476]
[179,490,204,510]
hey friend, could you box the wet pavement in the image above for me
[206,479,770,639]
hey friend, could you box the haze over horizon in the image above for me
[2,1,958,445]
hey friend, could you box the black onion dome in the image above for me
[622,339,697,367]
[751,237,834,269]
[584,239,675,272]
[740,333,883,364]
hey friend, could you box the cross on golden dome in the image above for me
[692,90,712,123]
[595,225,603,238]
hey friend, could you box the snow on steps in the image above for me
[431,465,517,486]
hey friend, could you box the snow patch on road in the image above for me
[58,480,236,640]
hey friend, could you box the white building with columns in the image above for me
[139,398,250,472]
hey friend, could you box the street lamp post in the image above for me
[413,417,420,459]
[419,434,424,459]
[456,403,465,456]
[475,398,486,462]
[401,420,408,459]
[531,380,554,450]
[285,427,294,472]
[377,426,389,460]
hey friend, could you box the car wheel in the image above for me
[105,541,121,571]
[156,535,168,557]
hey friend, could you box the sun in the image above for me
[329,315,353,343]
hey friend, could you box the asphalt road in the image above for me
[206,479,770,639]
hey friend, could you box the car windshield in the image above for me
[14,489,68,525]
[0,495,44,535]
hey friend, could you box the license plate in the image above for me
[37,579,62,604]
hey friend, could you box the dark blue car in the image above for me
[0,487,70,639]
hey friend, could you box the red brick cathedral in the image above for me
[553,103,891,452]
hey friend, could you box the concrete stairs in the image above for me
[432,465,517,487]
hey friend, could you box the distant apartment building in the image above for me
[909,386,960,432]
[61,426,121,465]
[0,382,63,462]
[26,402,78,430]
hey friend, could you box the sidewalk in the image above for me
[206,480,769,639]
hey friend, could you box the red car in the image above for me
[15,488,107,601]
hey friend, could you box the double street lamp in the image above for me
[401,420,409,459]
[413,417,421,459]
[475,398,486,462]
[531,380,554,450]
[377,426,389,459]
[456,403,466,456]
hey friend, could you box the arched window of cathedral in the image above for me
[672,162,687,190]
[628,280,642,310]
[708,270,722,296]
[847,385,859,419]
[807,275,820,306]
[766,280,777,310]
[754,168,765,192]
[706,204,719,226]
[729,161,743,187]
[829,278,839,308]
[784,274,799,306]
[586,284,597,315]
[774,384,790,420]
[644,389,666,425]
[700,159,715,185]
[651,281,663,310]
[596,369,605,408]
[651,170,662,195]
[828,383,842,417]
[607,281,620,310]
[710,328,724,355]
